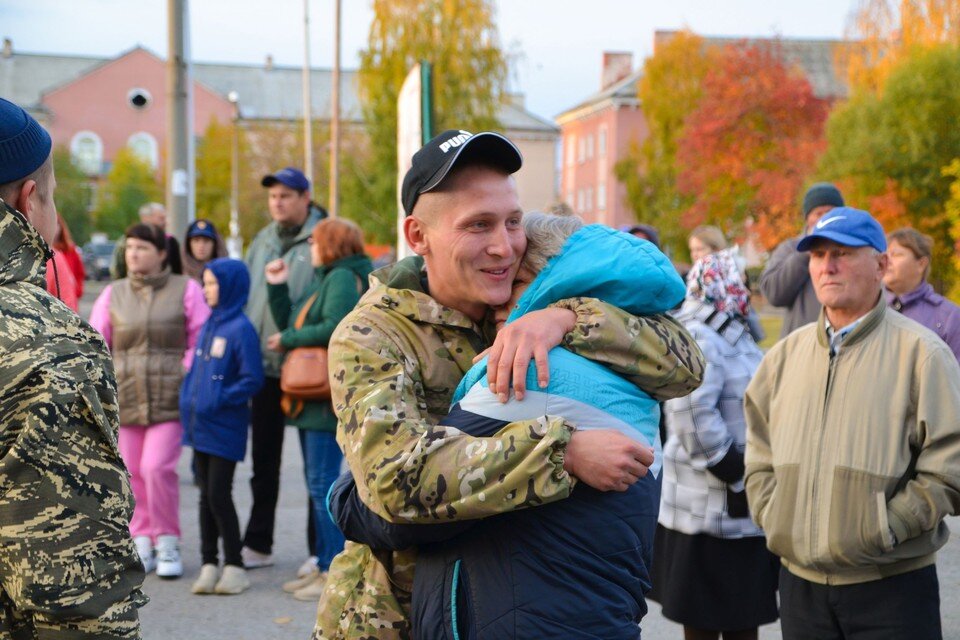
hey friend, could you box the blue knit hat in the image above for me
[0,98,53,184]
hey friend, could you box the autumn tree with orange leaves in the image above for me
[842,0,960,92]
[615,30,713,256]
[675,43,829,249]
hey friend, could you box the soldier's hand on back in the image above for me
[484,307,577,402]
[564,429,654,492]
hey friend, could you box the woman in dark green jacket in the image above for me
[264,217,373,600]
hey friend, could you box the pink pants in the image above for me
[118,421,182,540]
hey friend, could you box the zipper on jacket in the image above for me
[450,559,462,640]
[809,351,838,574]
[187,322,217,444]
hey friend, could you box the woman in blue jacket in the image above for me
[180,258,264,595]
[330,213,690,639]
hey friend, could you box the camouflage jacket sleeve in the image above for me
[551,297,706,401]
[0,316,146,638]
[331,318,577,524]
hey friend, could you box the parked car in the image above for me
[83,241,116,281]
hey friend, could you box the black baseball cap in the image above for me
[401,129,523,216]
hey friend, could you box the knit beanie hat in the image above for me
[0,98,52,185]
[802,182,844,217]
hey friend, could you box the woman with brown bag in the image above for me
[263,217,372,601]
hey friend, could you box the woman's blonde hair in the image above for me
[520,211,584,275]
[689,225,727,252]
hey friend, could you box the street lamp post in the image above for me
[227,90,242,258]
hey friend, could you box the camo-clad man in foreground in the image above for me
[0,97,146,638]
[313,130,704,639]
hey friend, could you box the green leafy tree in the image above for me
[820,45,960,291]
[615,30,712,256]
[92,147,162,239]
[52,146,94,245]
[357,0,506,241]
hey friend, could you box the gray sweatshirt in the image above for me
[759,236,821,338]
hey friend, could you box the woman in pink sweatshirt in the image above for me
[90,222,209,579]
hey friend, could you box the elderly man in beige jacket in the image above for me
[744,207,960,640]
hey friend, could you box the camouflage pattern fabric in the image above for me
[313,257,704,640]
[0,198,147,639]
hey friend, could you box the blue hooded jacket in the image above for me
[180,258,264,462]
[329,225,684,640]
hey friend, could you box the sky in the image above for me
[3,0,856,119]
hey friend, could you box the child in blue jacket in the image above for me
[180,258,264,595]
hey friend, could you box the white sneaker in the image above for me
[241,546,274,569]
[214,565,251,595]
[133,536,155,574]
[292,572,328,602]
[191,564,219,595]
[283,566,319,593]
[155,535,183,579]
[297,556,319,578]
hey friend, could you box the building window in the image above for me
[586,187,593,212]
[566,190,574,208]
[70,131,103,175]
[566,135,576,167]
[598,182,607,211]
[577,189,584,212]
[586,134,594,160]
[599,125,608,157]
[128,132,159,170]
[578,137,585,164]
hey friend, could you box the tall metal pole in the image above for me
[227,91,242,258]
[166,0,190,240]
[302,0,314,183]
[329,0,341,217]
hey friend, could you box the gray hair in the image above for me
[520,211,584,275]
[138,202,165,219]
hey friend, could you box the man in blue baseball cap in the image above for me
[240,166,327,572]
[745,206,960,639]
[0,98,147,635]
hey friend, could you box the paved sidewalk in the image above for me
[136,437,960,639]
[79,281,960,639]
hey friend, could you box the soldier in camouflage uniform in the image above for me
[0,97,146,639]
[313,131,704,639]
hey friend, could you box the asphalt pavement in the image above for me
[77,281,960,640]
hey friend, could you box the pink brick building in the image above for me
[555,52,645,229]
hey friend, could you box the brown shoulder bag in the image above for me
[279,292,331,402]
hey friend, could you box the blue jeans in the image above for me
[298,429,345,570]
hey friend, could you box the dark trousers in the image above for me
[196,451,242,567]
[779,565,942,640]
[242,376,285,554]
